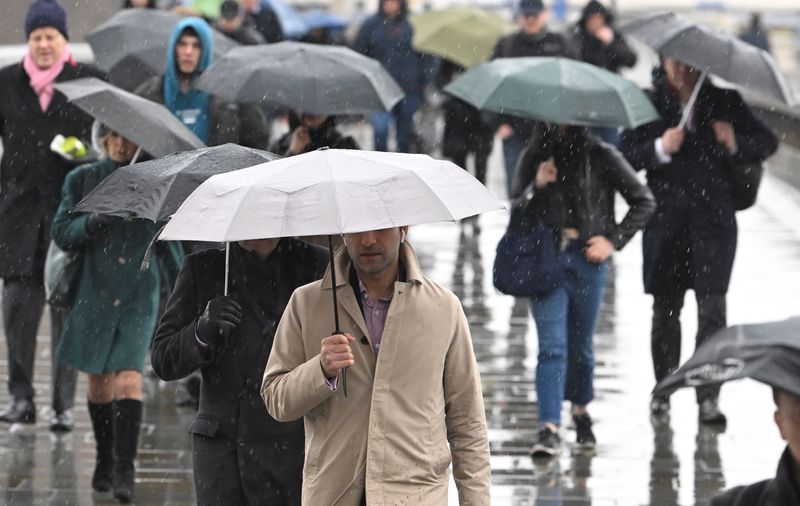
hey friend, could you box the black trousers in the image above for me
[449,144,491,186]
[2,276,77,411]
[192,433,303,506]
[651,291,726,403]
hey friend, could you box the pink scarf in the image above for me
[23,44,71,112]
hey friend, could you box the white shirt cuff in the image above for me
[654,138,672,164]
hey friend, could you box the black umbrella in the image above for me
[73,143,279,221]
[195,42,405,115]
[653,317,800,398]
[621,13,795,105]
[54,78,205,159]
[86,9,238,91]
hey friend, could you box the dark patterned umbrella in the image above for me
[654,317,800,398]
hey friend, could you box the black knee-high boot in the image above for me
[112,399,142,503]
[88,401,115,492]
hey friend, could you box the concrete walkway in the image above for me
[0,142,799,505]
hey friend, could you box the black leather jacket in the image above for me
[511,127,655,251]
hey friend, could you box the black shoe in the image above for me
[0,399,36,424]
[650,396,670,415]
[698,399,727,426]
[530,427,561,458]
[50,409,74,433]
[573,413,596,449]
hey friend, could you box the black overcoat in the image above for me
[620,71,777,295]
[0,60,106,277]
[711,447,800,506]
[151,239,328,447]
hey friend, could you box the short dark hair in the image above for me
[774,387,782,406]
[179,26,200,41]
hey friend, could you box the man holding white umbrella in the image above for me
[262,225,491,505]
[158,148,499,505]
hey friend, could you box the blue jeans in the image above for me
[529,242,608,425]
[371,94,422,153]
[502,133,525,197]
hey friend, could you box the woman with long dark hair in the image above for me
[513,125,655,457]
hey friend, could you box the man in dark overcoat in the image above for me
[0,0,106,430]
[151,238,328,505]
[711,388,800,505]
[620,58,777,424]
[490,0,579,195]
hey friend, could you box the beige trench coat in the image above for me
[262,242,491,506]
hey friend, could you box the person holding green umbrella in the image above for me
[446,56,660,457]
[490,0,578,195]
[513,123,655,457]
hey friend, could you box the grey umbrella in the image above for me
[73,144,279,222]
[195,42,405,115]
[86,9,238,91]
[54,78,205,158]
[621,12,796,105]
[653,317,800,399]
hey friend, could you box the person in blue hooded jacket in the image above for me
[136,17,268,148]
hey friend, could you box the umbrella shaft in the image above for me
[679,71,708,130]
[327,235,346,397]
[224,242,230,296]
[128,147,143,166]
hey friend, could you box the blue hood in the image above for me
[164,17,213,113]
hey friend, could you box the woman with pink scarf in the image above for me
[0,0,105,435]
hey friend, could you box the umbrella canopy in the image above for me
[444,57,660,128]
[195,42,404,115]
[159,148,504,242]
[86,9,238,91]
[262,0,307,39]
[410,7,513,69]
[54,78,205,158]
[621,12,796,105]
[653,317,800,399]
[73,144,280,222]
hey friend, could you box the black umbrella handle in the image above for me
[328,235,346,398]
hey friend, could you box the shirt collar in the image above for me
[357,266,404,303]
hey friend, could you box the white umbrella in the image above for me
[160,148,505,395]
[159,148,503,241]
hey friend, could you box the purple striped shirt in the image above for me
[358,279,393,356]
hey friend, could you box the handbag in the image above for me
[492,185,565,298]
[44,240,83,309]
[729,161,764,211]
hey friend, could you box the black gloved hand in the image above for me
[196,296,243,350]
[85,213,114,234]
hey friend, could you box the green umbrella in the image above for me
[444,57,660,128]
[410,7,513,69]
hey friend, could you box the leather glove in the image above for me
[85,213,114,234]
[196,296,242,350]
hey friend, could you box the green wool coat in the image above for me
[51,158,183,374]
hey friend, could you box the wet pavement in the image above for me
[1,142,799,505]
